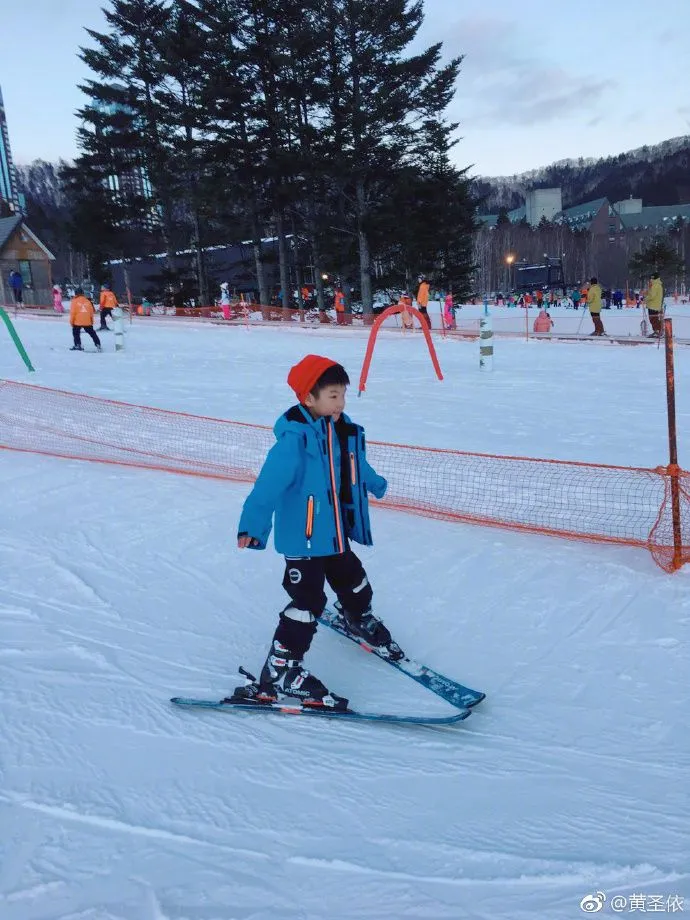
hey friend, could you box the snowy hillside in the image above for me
[1,315,689,919]
[474,133,690,212]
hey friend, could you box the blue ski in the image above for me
[320,607,485,710]
[170,696,470,726]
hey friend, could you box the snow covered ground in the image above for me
[1,316,689,919]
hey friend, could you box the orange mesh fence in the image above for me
[1,379,688,572]
[132,304,378,325]
[9,300,690,342]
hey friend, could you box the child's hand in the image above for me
[237,534,260,548]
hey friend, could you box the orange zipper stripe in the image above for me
[305,495,314,540]
[349,451,357,486]
[327,424,344,553]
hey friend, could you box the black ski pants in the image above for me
[72,325,101,348]
[99,307,113,328]
[273,549,373,658]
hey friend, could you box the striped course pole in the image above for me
[479,300,493,372]
[0,307,35,371]
[113,307,125,351]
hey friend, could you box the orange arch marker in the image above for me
[358,304,443,396]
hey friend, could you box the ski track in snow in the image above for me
[1,315,689,919]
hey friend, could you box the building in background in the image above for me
[0,85,21,215]
[514,256,565,292]
[0,215,55,306]
[525,188,563,227]
[480,188,690,238]
[92,91,157,228]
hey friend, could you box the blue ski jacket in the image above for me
[238,405,387,557]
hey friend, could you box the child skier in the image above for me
[69,288,102,351]
[443,292,456,329]
[236,354,402,710]
[52,285,64,313]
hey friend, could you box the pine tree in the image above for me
[370,112,475,296]
[196,0,273,304]
[155,0,212,302]
[76,0,178,267]
[62,160,135,285]
[323,0,462,311]
[629,237,684,286]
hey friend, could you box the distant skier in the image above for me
[8,269,23,304]
[398,292,414,328]
[416,277,431,328]
[334,286,346,325]
[52,285,64,313]
[533,308,553,333]
[586,277,605,336]
[98,283,118,330]
[443,291,456,329]
[69,288,102,351]
[219,281,232,319]
[235,354,399,709]
[645,272,664,337]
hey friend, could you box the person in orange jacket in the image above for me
[70,288,102,351]
[416,277,431,328]
[334,287,345,325]
[99,283,118,330]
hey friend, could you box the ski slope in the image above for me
[1,315,689,919]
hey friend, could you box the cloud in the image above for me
[460,67,614,126]
[437,15,515,56]
[431,14,616,127]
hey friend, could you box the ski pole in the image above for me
[575,307,587,335]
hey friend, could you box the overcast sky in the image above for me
[2,0,689,178]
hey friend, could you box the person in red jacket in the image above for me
[70,288,102,351]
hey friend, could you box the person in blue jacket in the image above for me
[236,353,402,709]
[8,269,23,304]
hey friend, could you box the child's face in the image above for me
[305,384,347,420]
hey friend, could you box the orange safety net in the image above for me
[1,379,688,572]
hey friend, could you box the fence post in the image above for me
[525,301,529,342]
[0,307,35,371]
[664,317,683,570]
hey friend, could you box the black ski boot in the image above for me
[335,602,404,661]
[255,640,348,709]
